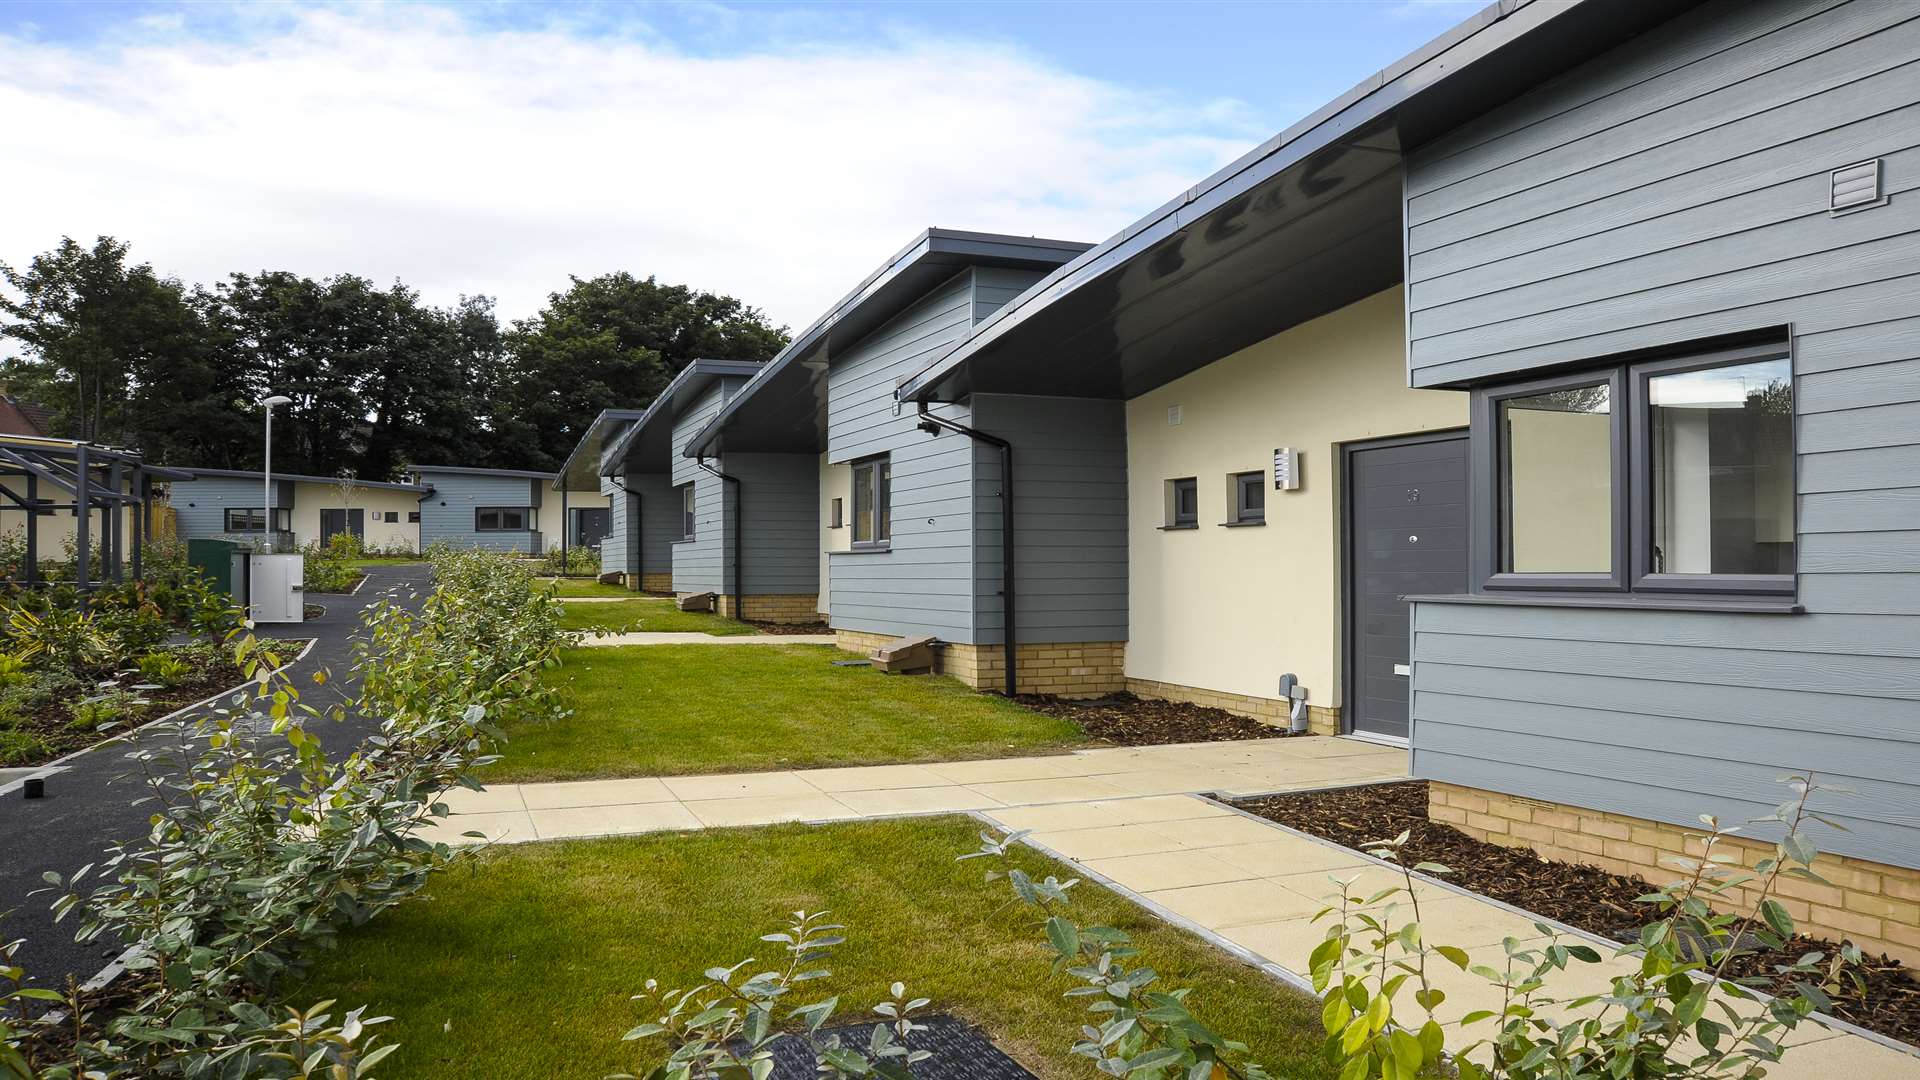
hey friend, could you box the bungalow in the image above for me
[595,358,832,622]
[899,0,1920,964]
[556,409,657,589]
[407,465,609,555]
[682,229,1098,664]
[169,467,429,550]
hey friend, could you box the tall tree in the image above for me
[498,274,787,470]
[0,236,203,444]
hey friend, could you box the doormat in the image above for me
[741,1014,1037,1079]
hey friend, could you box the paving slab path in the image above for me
[433,736,1920,1077]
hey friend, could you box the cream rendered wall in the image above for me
[535,488,611,552]
[1125,287,1466,709]
[818,455,851,616]
[289,483,424,550]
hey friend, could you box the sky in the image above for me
[0,0,1485,330]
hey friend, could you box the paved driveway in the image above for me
[0,562,431,987]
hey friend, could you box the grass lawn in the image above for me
[556,599,756,636]
[290,817,1335,1080]
[488,644,1087,781]
[543,578,647,598]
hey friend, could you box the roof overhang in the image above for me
[173,466,429,493]
[602,359,767,475]
[899,0,1699,404]
[684,229,1091,458]
[555,408,650,490]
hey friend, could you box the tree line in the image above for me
[0,236,789,478]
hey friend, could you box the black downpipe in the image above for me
[696,458,743,619]
[915,403,1016,697]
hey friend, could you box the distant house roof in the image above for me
[554,408,651,491]
[171,466,431,493]
[0,395,54,437]
[683,229,1090,459]
[602,358,768,475]
[407,464,560,482]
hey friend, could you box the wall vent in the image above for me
[1830,159,1886,215]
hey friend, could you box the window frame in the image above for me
[679,484,696,541]
[1471,339,1795,601]
[474,506,531,533]
[1627,344,1797,597]
[1163,477,1199,530]
[225,507,291,534]
[407,511,421,524]
[1228,471,1266,526]
[850,454,891,549]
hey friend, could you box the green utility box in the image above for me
[186,538,248,602]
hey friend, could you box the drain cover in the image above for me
[740,1014,1036,1079]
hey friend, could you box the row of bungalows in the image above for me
[573,0,1920,964]
[165,465,609,554]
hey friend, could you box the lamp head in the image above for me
[261,395,292,409]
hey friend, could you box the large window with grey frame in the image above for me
[851,455,891,547]
[1474,340,1794,597]
[225,508,291,533]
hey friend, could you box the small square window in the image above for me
[407,511,421,523]
[1164,478,1197,529]
[1231,472,1265,524]
[680,484,696,540]
[830,497,844,529]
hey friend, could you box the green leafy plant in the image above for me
[5,606,110,675]
[65,690,145,733]
[963,829,1273,1080]
[0,652,29,689]
[1309,774,1863,1080]
[615,910,932,1080]
[540,545,600,577]
[134,650,194,688]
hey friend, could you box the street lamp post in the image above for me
[261,395,292,547]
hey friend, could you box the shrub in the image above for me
[540,545,599,577]
[5,605,111,675]
[0,726,49,766]
[135,650,194,688]
[299,538,363,594]
[0,652,29,689]
[66,690,146,733]
[615,910,933,1080]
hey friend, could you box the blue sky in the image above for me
[0,1,1482,324]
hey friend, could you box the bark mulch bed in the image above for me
[743,620,832,636]
[1233,780,1920,1046]
[1014,692,1285,746]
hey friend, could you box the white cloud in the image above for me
[0,4,1261,328]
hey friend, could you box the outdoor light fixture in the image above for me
[261,395,292,544]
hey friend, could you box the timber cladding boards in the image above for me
[1402,0,1920,869]
[670,379,746,595]
[825,268,983,641]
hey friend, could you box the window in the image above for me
[225,508,290,533]
[1229,471,1265,525]
[1475,341,1793,597]
[679,484,695,540]
[382,511,399,523]
[851,456,891,546]
[830,497,844,529]
[475,506,530,532]
[1164,477,1198,529]
[407,511,421,523]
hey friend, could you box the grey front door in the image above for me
[1345,432,1469,741]
[319,508,364,544]
[573,507,611,549]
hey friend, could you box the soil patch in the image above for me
[1015,692,1284,745]
[2,645,283,768]
[1233,780,1920,1045]
[742,620,832,636]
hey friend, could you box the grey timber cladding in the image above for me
[1403,0,1920,870]
[630,473,680,581]
[825,269,988,640]
[728,453,821,595]
[419,472,541,552]
[170,477,295,537]
[671,380,742,594]
[970,394,1128,645]
[599,475,630,578]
